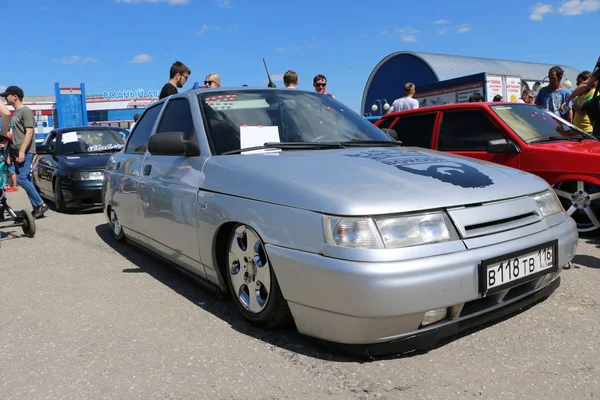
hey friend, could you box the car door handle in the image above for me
[143,165,152,175]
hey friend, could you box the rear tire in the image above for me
[21,209,36,238]
[109,207,125,241]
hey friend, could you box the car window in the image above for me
[44,132,56,146]
[198,90,392,155]
[377,116,395,129]
[125,105,162,154]
[438,110,505,151]
[56,129,125,154]
[489,104,589,143]
[391,114,436,148]
[156,98,195,139]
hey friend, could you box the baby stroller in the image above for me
[0,135,36,244]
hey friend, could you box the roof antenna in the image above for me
[263,58,276,88]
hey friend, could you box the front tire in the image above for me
[226,224,291,328]
[54,179,66,213]
[554,180,600,234]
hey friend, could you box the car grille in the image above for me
[446,196,542,239]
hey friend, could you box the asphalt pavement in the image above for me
[1,188,599,400]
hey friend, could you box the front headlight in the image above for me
[323,211,459,250]
[533,190,564,218]
[376,212,459,249]
[69,171,104,180]
[324,217,385,249]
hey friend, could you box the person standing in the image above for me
[572,71,597,133]
[313,74,335,98]
[159,61,191,99]
[0,86,47,218]
[283,70,299,88]
[516,89,535,104]
[535,66,572,122]
[388,82,419,113]
[204,73,221,88]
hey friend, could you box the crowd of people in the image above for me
[156,61,336,101]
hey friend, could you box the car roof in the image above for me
[54,126,128,133]
[384,102,539,117]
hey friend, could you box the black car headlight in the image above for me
[69,171,104,181]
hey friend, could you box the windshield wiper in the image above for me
[339,139,403,147]
[529,136,583,144]
[221,142,344,155]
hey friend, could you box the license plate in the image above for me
[479,240,558,296]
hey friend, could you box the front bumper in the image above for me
[267,217,578,352]
[60,179,104,209]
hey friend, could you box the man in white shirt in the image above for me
[388,82,419,113]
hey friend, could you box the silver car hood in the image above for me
[201,147,549,216]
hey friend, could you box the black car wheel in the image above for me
[54,179,66,213]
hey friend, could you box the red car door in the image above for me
[434,109,521,170]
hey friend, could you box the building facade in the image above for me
[362,51,581,116]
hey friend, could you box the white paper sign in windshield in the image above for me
[61,131,78,143]
[240,126,280,154]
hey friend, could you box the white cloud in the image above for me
[437,29,449,35]
[400,35,418,42]
[196,23,237,35]
[263,73,283,85]
[456,23,473,33]
[397,27,419,34]
[217,0,231,7]
[433,19,450,24]
[274,43,315,52]
[115,0,190,4]
[53,55,98,65]
[530,3,553,20]
[197,24,209,35]
[130,54,152,63]
[558,0,600,15]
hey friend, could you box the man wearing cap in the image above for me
[1,86,48,218]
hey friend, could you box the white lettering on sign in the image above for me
[102,89,158,100]
[87,144,124,152]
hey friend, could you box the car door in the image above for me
[108,103,163,238]
[389,112,438,148]
[435,109,521,169]
[137,97,207,277]
[34,131,58,196]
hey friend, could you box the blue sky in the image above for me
[1,0,598,113]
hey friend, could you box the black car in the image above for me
[33,126,127,212]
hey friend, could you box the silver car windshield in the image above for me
[57,129,126,154]
[198,90,393,155]
[489,104,593,143]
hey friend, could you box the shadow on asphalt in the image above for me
[94,222,553,363]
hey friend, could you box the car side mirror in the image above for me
[487,138,519,154]
[36,144,53,154]
[381,128,400,141]
[147,131,200,157]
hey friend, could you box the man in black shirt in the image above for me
[159,61,192,99]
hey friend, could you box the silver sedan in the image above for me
[102,87,578,356]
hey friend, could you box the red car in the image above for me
[375,102,600,234]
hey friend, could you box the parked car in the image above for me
[103,88,577,356]
[32,126,127,212]
[375,102,600,234]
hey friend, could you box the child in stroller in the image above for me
[0,135,36,247]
